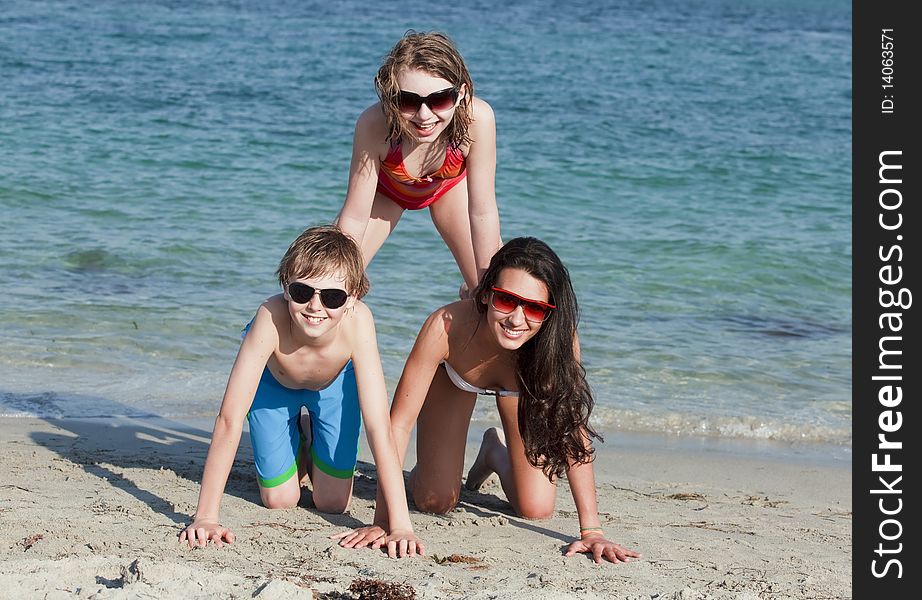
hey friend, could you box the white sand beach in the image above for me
[0,416,850,599]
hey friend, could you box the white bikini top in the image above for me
[440,361,519,398]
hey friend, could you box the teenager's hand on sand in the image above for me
[179,519,235,548]
[376,529,425,558]
[330,524,386,549]
[564,536,640,564]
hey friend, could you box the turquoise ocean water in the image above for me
[0,0,851,448]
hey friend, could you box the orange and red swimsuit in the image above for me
[376,142,467,210]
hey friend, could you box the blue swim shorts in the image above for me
[247,362,361,487]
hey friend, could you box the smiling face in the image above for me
[284,270,354,341]
[395,68,465,143]
[484,268,550,351]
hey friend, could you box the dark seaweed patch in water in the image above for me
[722,314,847,338]
[57,249,144,297]
[46,273,138,298]
[64,248,123,273]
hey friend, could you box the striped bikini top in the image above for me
[377,142,466,209]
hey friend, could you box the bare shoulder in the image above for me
[243,295,286,346]
[336,300,376,346]
[338,301,382,368]
[465,97,495,155]
[420,300,479,341]
[355,104,389,141]
[469,96,496,128]
[348,300,376,329]
[255,294,288,328]
[260,292,285,309]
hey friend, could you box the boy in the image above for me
[179,225,422,558]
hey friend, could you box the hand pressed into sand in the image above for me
[179,518,235,548]
[331,525,425,558]
[565,534,640,565]
[331,524,385,549]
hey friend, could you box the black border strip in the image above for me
[853,0,918,595]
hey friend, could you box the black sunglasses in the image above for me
[397,86,459,115]
[287,282,349,309]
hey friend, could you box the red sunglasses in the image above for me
[397,86,459,115]
[490,287,555,323]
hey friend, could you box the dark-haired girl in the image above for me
[333,237,640,564]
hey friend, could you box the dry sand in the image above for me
[0,416,850,599]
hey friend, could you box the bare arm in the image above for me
[563,338,641,564]
[345,308,448,535]
[350,304,426,557]
[335,107,385,256]
[333,306,470,555]
[465,98,501,286]
[179,306,276,547]
[565,446,603,532]
[388,308,450,476]
[350,306,414,530]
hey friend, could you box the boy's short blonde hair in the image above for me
[276,225,370,299]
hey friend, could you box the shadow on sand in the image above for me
[10,389,576,546]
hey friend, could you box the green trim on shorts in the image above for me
[257,438,304,489]
[310,446,355,479]
[258,460,298,488]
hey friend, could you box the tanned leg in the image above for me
[410,366,477,514]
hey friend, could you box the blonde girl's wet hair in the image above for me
[276,225,370,299]
[375,30,475,148]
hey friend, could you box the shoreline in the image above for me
[0,415,851,599]
[0,406,852,464]
[0,365,851,450]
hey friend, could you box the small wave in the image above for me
[469,402,849,446]
[587,406,851,446]
[0,390,158,420]
[0,391,65,418]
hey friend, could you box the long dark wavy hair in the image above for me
[374,31,474,148]
[474,237,601,480]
